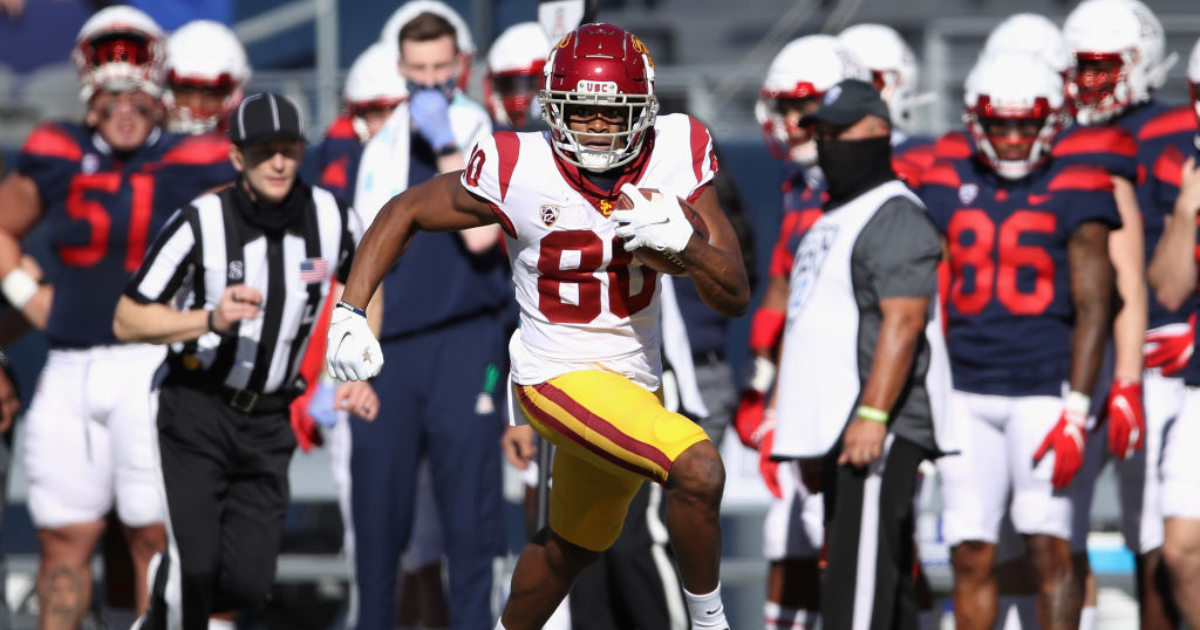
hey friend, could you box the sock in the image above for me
[764,601,814,629]
[207,620,234,630]
[684,583,729,629]
[1079,605,1096,630]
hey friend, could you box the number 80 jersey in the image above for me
[461,114,717,390]
[919,151,1122,397]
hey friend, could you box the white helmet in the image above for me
[1189,38,1200,126]
[344,42,409,142]
[381,0,475,90]
[486,22,551,128]
[983,13,1071,78]
[964,51,1066,180]
[838,23,920,125]
[756,35,870,165]
[163,20,251,134]
[73,5,165,102]
[1063,0,1176,124]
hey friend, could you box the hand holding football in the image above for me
[614,187,710,276]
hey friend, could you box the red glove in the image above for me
[1107,378,1144,459]
[758,412,782,498]
[1033,392,1089,489]
[1144,315,1195,377]
[735,356,776,448]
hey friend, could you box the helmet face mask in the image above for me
[344,42,408,143]
[74,7,165,103]
[539,23,658,172]
[965,53,1065,180]
[487,65,544,128]
[838,23,920,126]
[757,89,822,165]
[1069,51,1134,122]
[163,20,250,135]
[486,22,551,129]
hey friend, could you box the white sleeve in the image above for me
[459,132,506,207]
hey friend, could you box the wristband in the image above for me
[1065,391,1090,418]
[1,269,38,309]
[857,405,889,424]
[749,307,786,352]
[747,356,777,393]
[207,309,218,334]
[336,301,367,318]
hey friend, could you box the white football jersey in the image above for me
[461,114,717,391]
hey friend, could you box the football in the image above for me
[615,188,710,276]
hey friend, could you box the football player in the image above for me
[1144,36,1200,630]
[0,6,234,628]
[736,34,869,630]
[316,42,409,203]
[1064,2,1188,625]
[922,51,1118,630]
[484,22,551,130]
[162,20,251,135]
[326,23,749,630]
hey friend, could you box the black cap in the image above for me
[800,79,891,128]
[229,92,307,147]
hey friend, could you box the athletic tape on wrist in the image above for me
[1,269,37,309]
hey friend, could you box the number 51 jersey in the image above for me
[920,153,1122,397]
[461,114,717,391]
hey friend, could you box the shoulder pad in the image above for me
[1138,106,1198,141]
[1053,126,1136,159]
[159,133,230,166]
[921,159,962,188]
[934,131,971,160]
[20,122,83,161]
[1152,143,1187,188]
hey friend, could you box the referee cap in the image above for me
[229,92,306,147]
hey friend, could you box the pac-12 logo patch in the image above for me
[540,204,560,226]
[958,183,979,205]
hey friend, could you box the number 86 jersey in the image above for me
[461,114,717,391]
[919,153,1121,397]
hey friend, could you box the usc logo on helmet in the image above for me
[556,33,572,50]
[629,35,655,68]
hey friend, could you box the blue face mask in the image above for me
[407,77,457,102]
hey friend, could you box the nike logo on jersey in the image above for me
[1029,193,1053,205]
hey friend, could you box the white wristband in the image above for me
[748,356,776,393]
[1065,391,1091,420]
[2,268,38,309]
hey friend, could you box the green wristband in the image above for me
[857,405,889,424]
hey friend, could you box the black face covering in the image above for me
[233,175,306,235]
[816,135,895,206]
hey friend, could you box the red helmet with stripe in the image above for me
[539,23,658,171]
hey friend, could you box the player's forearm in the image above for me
[113,296,208,344]
[682,241,750,318]
[859,297,928,414]
[1148,212,1199,311]
[1107,201,1147,381]
[1068,223,1114,396]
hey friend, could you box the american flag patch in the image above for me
[299,257,328,283]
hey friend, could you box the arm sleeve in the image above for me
[855,197,942,299]
[125,209,197,304]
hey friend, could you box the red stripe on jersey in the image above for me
[495,131,520,202]
[1153,144,1186,188]
[21,123,82,161]
[519,384,664,480]
[487,201,517,238]
[922,161,962,188]
[686,182,708,205]
[892,155,924,188]
[320,155,349,190]
[159,134,231,166]
[934,132,971,160]
[536,380,673,473]
[1138,106,1197,141]
[325,115,357,140]
[1048,164,1113,192]
[689,116,710,182]
[900,143,937,171]
[1053,126,1136,158]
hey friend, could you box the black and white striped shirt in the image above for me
[127,182,362,395]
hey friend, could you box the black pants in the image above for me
[156,384,296,630]
[821,436,927,630]
[569,483,688,630]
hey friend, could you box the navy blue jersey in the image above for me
[921,146,1122,396]
[16,122,235,347]
[316,114,363,205]
[893,134,936,189]
[1146,123,1200,385]
[769,165,826,279]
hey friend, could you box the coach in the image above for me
[113,93,378,630]
[770,79,955,630]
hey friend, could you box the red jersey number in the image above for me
[948,209,1057,316]
[62,172,156,272]
[536,230,657,324]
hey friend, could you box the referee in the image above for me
[113,93,379,630]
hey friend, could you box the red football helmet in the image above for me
[540,23,658,171]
